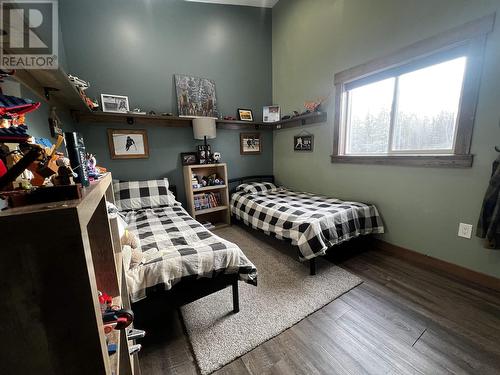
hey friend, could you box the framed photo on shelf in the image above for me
[197,144,211,164]
[181,152,198,166]
[240,133,261,155]
[263,105,280,123]
[101,94,130,113]
[107,129,149,159]
[238,108,254,122]
[294,134,314,152]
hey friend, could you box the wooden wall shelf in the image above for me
[13,68,92,112]
[73,111,327,131]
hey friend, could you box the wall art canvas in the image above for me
[175,74,218,118]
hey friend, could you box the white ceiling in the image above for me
[185,0,279,8]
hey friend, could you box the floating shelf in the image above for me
[13,68,92,112]
[73,111,327,130]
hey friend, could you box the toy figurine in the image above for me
[213,152,221,163]
[54,157,77,185]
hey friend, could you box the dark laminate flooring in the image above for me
[136,228,500,375]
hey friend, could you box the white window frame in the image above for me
[331,14,495,168]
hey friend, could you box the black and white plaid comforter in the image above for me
[231,188,384,260]
[122,205,257,302]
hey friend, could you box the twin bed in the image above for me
[230,176,384,274]
[113,176,384,310]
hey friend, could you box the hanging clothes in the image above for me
[477,154,500,249]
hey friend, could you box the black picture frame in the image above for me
[238,108,254,122]
[181,152,198,165]
[197,144,211,163]
[294,135,314,152]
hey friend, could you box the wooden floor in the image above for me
[137,243,500,375]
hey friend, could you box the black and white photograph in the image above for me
[240,133,261,154]
[107,129,149,159]
[175,74,218,117]
[294,134,314,151]
[263,105,280,122]
[180,152,198,166]
[197,144,211,163]
[101,94,130,113]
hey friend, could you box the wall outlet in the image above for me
[458,223,473,239]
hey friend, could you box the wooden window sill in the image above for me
[330,154,473,168]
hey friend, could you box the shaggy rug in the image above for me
[180,225,362,374]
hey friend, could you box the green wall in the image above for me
[272,0,500,278]
[58,0,273,203]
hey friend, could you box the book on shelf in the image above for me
[193,192,222,211]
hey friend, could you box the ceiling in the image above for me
[184,0,279,8]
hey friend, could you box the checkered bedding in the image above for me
[231,186,384,260]
[122,205,258,302]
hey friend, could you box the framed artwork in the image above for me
[181,152,198,166]
[238,108,254,122]
[294,134,314,151]
[101,94,129,113]
[240,133,261,155]
[107,129,149,159]
[175,74,218,118]
[263,105,280,123]
[197,144,211,164]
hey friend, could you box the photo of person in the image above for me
[240,133,262,154]
[294,135,314,151]
[108,129,149,159]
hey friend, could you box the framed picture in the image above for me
[238,109,254,122]
[175,74,218,118]
[181,152,198,166]
[294,134,314,152]
[107,129,149,159]
[197,144,211,164]
[101,94,130,113]
[240,133,261,155]
[263,105,280,123]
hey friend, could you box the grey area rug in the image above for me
[180,225,362,374]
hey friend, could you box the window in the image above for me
[332,14,495,167]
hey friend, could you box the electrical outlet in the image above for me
[458,223,473,239]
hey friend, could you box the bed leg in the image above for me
[310,258,316,276]
[232,280,240,313]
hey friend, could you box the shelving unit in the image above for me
[184,163,231,228]
[0,173,140,375]
[73,110,327,130]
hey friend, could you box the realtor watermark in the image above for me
[0,0,58,69]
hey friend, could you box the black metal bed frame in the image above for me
[228,175,318,275]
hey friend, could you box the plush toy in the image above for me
[121,229,139,249]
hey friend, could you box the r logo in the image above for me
[0,1,58,69]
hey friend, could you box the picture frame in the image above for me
[294,134,314,152]
[107,129,149,159]
[240,133,262,155]
[238,108,254,122]
[101,94,130,113]
[181,152,198,166]
[197,144,211,164]
[263,105,280,123]
[175,74,219,118]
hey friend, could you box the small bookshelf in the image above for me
[183,163,230,229]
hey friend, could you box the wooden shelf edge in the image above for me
[193,184,227,192]
[73,111,327,130]
[194,205,228,215]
